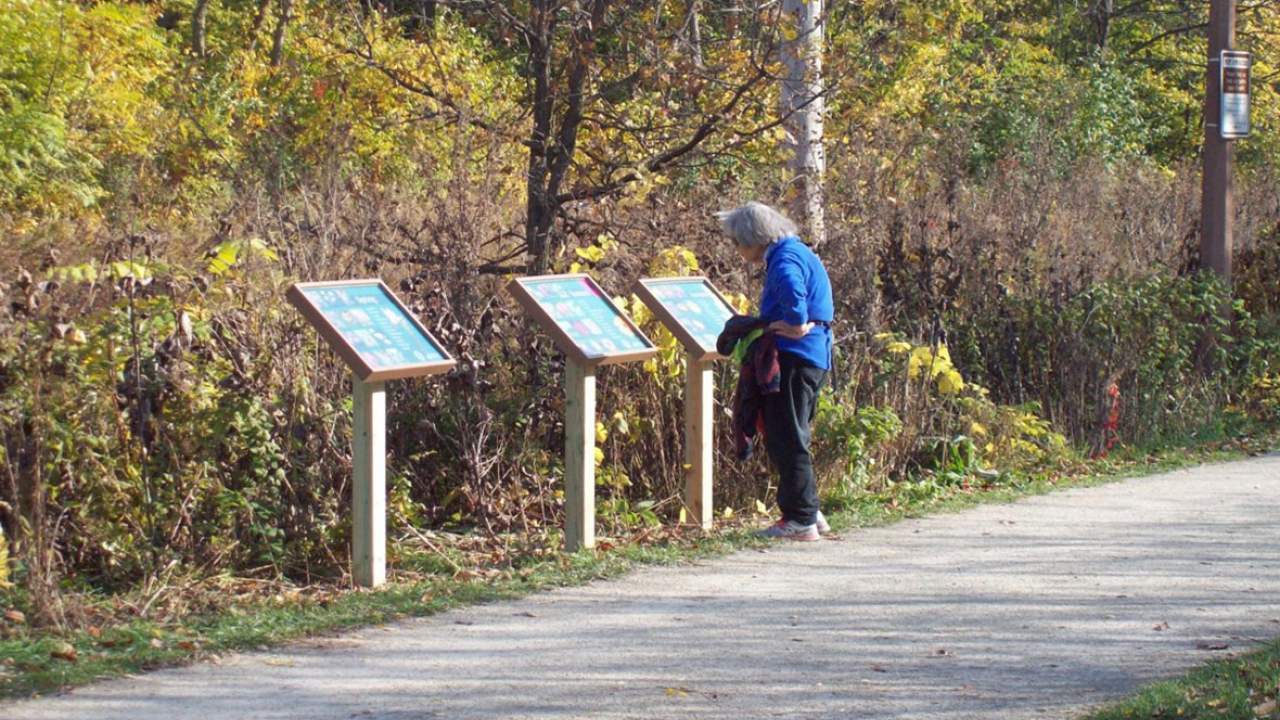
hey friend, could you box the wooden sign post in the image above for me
[287,279,456,587]
[508,274,657,551]
[632,277,736,529]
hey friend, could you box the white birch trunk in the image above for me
[686,1,704,68]
[780,0,826,247]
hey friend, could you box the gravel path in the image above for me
[7,454,1280,719]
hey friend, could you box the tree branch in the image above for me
[555,65,813,204]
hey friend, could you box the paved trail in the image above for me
[8,455,1280,720]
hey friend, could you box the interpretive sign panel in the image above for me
[508,274,656,551]
[508,274,657,366]
[1221,50,1251,139]
[287,279,456,382]
[633,277,737,361]
[286,279,455,587]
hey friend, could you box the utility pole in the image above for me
[1200,0,1236,283]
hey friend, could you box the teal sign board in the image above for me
[510,275,656,365]
[287,280,455,381]
[634,277,736,359]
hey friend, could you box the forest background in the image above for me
[1,0,1279,640]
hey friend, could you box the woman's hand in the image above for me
[767,320,814,339]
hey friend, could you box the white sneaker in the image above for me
[757,519,820,542]
[816,510,831,535]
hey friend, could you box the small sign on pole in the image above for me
[507,274,657,551]
[1221,50,1251,139]
[287,279,455,587]
[632,277,737,529]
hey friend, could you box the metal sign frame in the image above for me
[287,279,457,382]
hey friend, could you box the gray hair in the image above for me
[716,202,798,248]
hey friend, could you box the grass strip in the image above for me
[1,436,1276,700]
[1082,639,1280,719]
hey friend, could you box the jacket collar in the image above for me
[764,235,798,267]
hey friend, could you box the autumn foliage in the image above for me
[0,0,1278,624]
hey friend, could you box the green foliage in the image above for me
[814,394,903,487]
[0,0,170,218]
[814,329,1077,511]
[829,0,1278,175]
[207,238,278,276]
[1245,373,1280,424]
[950,272,1277,449]
[0,0,1277,641]
[0,242,360,596]
[1086,638,1280,720]
[597,497,661,532]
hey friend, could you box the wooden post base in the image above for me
[352,377,387,587]
[684,358,714,529]
[564,361,597,551]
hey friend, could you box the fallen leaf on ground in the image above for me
[1153,621,1169,631]
[664,687,690,697]
[49,642,77,662]
[513,611,537,618]
[86,626,101,638]
[263,658,295,667]
[1254,700,1277,716]
[1195,641,1229,650]
[4,609,25,624]
[149,638,164,649]
[177,640,199,651]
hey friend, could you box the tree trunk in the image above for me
[13,413,57,624]
[780,0,826,247]
[271,0,292,67]
[685,0,703,67]
[249,0,272,49]
[192,0,211,57]
[522,0,607,274]
[418,0,437,35]
[524,1,555,274]
[1091,0,1114,49]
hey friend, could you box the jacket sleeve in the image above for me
[767,256,809,326]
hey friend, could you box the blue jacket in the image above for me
[760,236,834,370]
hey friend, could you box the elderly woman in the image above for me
[718,202,834,541]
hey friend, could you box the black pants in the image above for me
[762,352,828,526]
